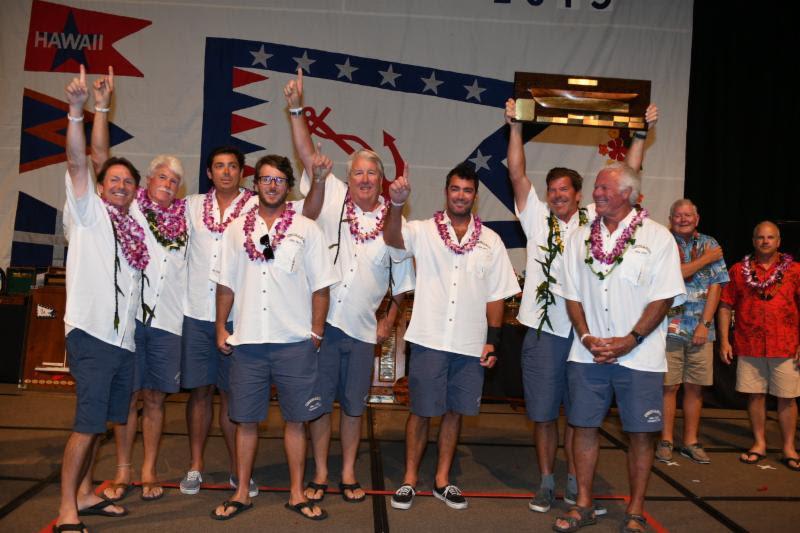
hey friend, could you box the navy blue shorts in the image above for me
[567,362,664,433]
[134,320,181,393]
[180,316,232,391]
[521,328,573,422]
[408,344,484,417]
[317,324,374,417]
[66,329,134,434]
[228,340,322,423]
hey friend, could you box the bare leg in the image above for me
[305,412,331,499]
[401,413,430,487]
[777,396,799,458]
[141,388,166,499]
[218,390,238,475]
[340,413,365,499]
[742,393,767,460]
[285,421,324,517]
[57,432,96,528]
[535,419,558,476]
[434,411,462,488]
[681,383,704,445]
[186,384,214,472]
[661,384,679,444]
[624,432,656,531]
[554,426,598,531]
[213,422,256,517]
[103,391,139,500]
[564,423,576,477]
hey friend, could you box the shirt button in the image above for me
[455,265,459,269]
[262,290,266,293]
[449,318,453,322]
[350,269,354,272]
[604,308,608,311]
[337,300,342,303]
[453,282,457,286]
[263,307,266,311]
[451,300,455,304]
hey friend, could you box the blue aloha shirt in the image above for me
[667,232,729,343]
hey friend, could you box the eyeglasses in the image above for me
[256,175,288,186]
[259,234,274,260]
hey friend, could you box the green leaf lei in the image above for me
[534,207,588,335]
[144,209,187,251]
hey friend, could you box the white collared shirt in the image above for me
[555,210,687,372]
[516,186,596,337]
[389,213,520,357]
[63,171,141,351]
[184,189,257,321]
[298,172,415,343]
[212,204,339,345]
[130,197,189,335]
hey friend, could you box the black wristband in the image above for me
[486,326,502,347]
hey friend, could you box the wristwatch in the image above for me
[629,329,645,345]
[702,320,713,328]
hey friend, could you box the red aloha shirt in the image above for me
[720,258,800,357]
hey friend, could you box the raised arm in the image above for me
[285,68,315,178]
[384,166,410,249]
[505,98,532,212]
[625,104,658,173]
[301,143,333,220]
[90,66,114,175]
[65,65,90,197]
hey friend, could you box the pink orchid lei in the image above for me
[242,203,295,262]
[104,200,150,271]
[742,253,793,300]
[434,210,482,254]
[203,188,254,233]
[584,207,648,280]
[136,188,187,250]
[345,193,388,243]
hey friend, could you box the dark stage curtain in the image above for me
[685,2,800,262]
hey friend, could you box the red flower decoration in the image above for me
[607,137,627,161]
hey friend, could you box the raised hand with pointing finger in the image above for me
[284,67,303,109]
[388,163,410,207]
[310,142,332,183]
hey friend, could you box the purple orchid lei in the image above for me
[242,203,295,262]
[434,210,482,254]
[202,188,254,233]
[742,253,793,300]
[136,188,187,250]
[584,207,648,280]
[345,193,387,243]
[104,200,150,271]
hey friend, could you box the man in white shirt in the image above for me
[179,146,258,496]
[56,65,142,531]
[384,163,520,511]
[88,72,190,504]
[503,99,657,513]
[210,154,338,521]
[552,163,685,533]
[283,71,415,504]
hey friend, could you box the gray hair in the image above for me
[148,154,184,181]
[669,198,699,218]
[604,162,640,206]
[346,149,385,179]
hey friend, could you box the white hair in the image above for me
[148,154,184,181]
[604,162,640,206]
[669,198,698,218]
[346,149,385,179]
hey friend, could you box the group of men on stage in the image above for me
[55,65,800,533]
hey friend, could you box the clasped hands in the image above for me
[582,334,637,364]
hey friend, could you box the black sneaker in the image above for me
[390,484,415,510]
[433,484,468,510]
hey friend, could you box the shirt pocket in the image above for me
[466,246,492,279]
[619,249,650,286]
[367,243,390,269]
[273,235,304,274]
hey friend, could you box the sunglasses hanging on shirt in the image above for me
[260,234,275,261]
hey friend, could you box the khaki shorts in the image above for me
[664,338,713,386]
[736,356,800,398]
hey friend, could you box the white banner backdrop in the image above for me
[0,0,693,271]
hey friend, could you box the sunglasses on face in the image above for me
[256,175,288,186]
[259,234,274,260]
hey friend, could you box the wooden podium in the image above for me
[21,286,73,389]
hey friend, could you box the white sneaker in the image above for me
[179,470,202,495]
[229,474,259,498]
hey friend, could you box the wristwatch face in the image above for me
[703,320,713,328]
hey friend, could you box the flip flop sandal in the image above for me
[210,500,253,521]
[780,456,800,471]
[102,482,131,502]
[285,501,328,521]
[340,482,366,503]
[739,451,767,464]
[53,522,87,532]
[552,505,596,532]
[78,499,129,518]
[620,513,647,533]
[141,481,165,501]
[304,481,328,502]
